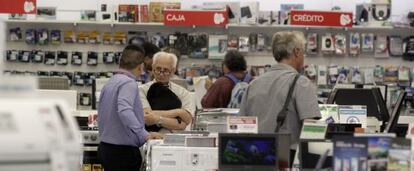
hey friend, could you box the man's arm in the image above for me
[295,77,321,120]
[145,113,187,130]
[117,81,149,146]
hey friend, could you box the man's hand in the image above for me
[144,113,160,125]
[145,132,164,141]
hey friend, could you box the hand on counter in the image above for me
[146,132,164,141]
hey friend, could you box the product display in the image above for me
[375,35,389,58]
[361,33,375,53]
[118,5,139,23]
[31,50,45,63]
[89,31,101,44]
[306,33,318,55]
[349,33,361,56]
[25,29,36,44]
[71,51,83,66]
[6,50,19,62]
[36,7,57,20]
[238,36,249,52]
[37,29,49,45]
[50,30,61,45]
[103,52,116,64]
[64,30,76,43]
[322,34,335,55]
[87,52,98,66]
[44,51,56,65]
[335,34,347,56]
[81,10,96,21]
[9,27,22,41]
[18,51,31,63]
[389,36,403,57]
[208,35,227,60]
[57,51,69,65]
[240,2,259,24]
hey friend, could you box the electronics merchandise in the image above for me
[361,33,375,53]
[87,52,98,66]
[240,2,259,24]
[84,73,97,86]
[227,35,239,50]
[50,30,61,45]
[318,65,328,85]
[403,36,414,61]
[36,7,57,20]
[363,68,375,84]
[333,136,368,171]
[118,5,139,22]
[349,33,361,56]
[398,66,410,82]
[328,65,339,84]
[389,36,403,56]
[99,3,113,22]
[77,31,89,44]
[337,67,350,84]
[89,31,101,44]
[304,64,317,82]
[114,52,122,64]
[355,4,370,26]
[306,33,318,55]
[9,27,22,41]
[79,93,92,106]
[375,35,389,58]
[71,51,83,65]
[373,65,385,83]
[169,32,189,55]
[335,34,347,56]
[321,34,335,55]
[44,51,56,65]
[37,71,50,76]
[202,2,240,24]
[81,10,96,21]
[37,29,49,45]
[6,50,19,62]
[208,35,228,60]
[280,4,304,25]
[249,33,258,52]
[64,30,76,43]
[18,51,31,63]
[299,140,333,170]
[102,32,112,45]
[257,33,268,52]
[74,72,85,86]
[369,0,391,26]
[25,29,37,44]
[31,50,45,63]
[219,133,278,171]
[140,4,149,22]
[103,52,116,64]
[258,11,272,25]
[387,138,410,171]
[383,65,398,82]
[238,36,249,52]
[149,2,181,23]
[49,71,63,77]
[127,31,147,46]
[151,33,167,49]
[57,51,69,65]
[351,67,363,84]
[8,13,27,20]
[63,72,74,85]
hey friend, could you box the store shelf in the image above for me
[5,20,164,27]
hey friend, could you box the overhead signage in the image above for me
[290,10,353,27]
[164,10,228,27]
[0,0,36,14]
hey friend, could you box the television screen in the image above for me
[221,137,276,165]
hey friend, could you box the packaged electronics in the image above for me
[335,34,347,56]
[240,2,259,24]
[361,33,375,53]
[9,27,22,41]
[31,50,45,63]
[317,65,328,85]
[118,5,139,22]
[257,33,269,52]
[50,30,61,45]
[151,33,167,49]
[44,51,56,65]
[304,64,317,82]
[389,36,403,57]
[363,68,375,84]
[37,29,49,45]
[351,67,363,84]
[188,34,208,59]
[79,93,92,106]
[403,36,414,61]
[99,3,114,22]
[25,29,36,44]
[384,65,398,82]
[64,30,76,43]
[168,32,189,55]
[306,33,318,55]
[373,65,385,83]
[355,3,370,26]
[36,7,57,20]
[375,35,389,58]
[57,51,69,65]
[328,65,339,84]
[81,10,96,21]
[37,71,50,77]
[227,35,239,50]
[349,33,361,56]
[102,32,112,45]
[74,72,85,86]
[139,4,149,22]
[19,51,31,63]
[103,52,116,64]
[238,36,249,52]
[87,52,98,66]
[369,0,391,26]
[149,2,180,23]
[89,31,101,44]
[113,32,127,45]
[202,2,240,24]
[208,35,228,60]
[258,11,272,25]
[321,34,335,55]
[6,50,20,62]
[71,51,83,66]
[249,33,258,52]
[77,31,89,44]
[84,73,97,86]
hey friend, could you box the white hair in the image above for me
[271,31,306,61]
[152,51,178,68]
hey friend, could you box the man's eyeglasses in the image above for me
[154,67,172,75]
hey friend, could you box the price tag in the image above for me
[227,116,258,133]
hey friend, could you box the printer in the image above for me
[0,99,82,171]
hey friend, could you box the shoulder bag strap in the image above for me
[275,74,300,132]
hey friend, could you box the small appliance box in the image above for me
[118,5,139,22]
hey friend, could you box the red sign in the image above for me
[164,10,228,27]
[290,10,353,27]
[0,0,36,14]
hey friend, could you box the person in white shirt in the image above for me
[139,52,194,133]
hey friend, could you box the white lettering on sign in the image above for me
[166,14,185,22]
[293,14,324,23]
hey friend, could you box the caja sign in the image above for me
[164,10,228,27]
[0,0,36,14]
[290,10,353,27]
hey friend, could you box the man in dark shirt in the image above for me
[140,42,160,83]
[201,50,251,108]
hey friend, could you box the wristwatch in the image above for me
[156,116,163,127]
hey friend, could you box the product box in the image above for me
[240,2,259,24]
[149,2,180,23]
[57,51,68,65]
[375,35,389,58]
[37,29,49,45]
[44,51,56,65]
[203,2,240,24]
[77,31,89,44]
[208,35,228,60]
[89,31,101,44]
[335,34,347,56]
[227,35,238,50]
[118,5,139,22]
[81,10,97,21]
[383,65,398,82]
[50,30,61,45]
[139,4,149,22]
[64,30,76,43]
[349,33,361,56]
[306,33,318,55]
[9,27,22,41]
[319,104,339,123]
[361,33,375,53]
[36,7,57,20]
[99,3,114,22]
[321,33,335,55]
[333,136,368,171]
[113,32,127,45]
[238,36,249,52]
[387,138,410,171]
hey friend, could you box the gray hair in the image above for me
[152,51,178,68]
[271,31,306,62]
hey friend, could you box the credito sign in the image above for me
[290,10,353,27]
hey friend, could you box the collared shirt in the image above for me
[98,69,148,147]
[139,80,195,126]
[239,63,321,148]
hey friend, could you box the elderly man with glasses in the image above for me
[139,52,194,133]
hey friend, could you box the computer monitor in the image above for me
[219,133,281,171]
[299,140,333,171]
[327,88,389,122]
[384,90,406,133]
